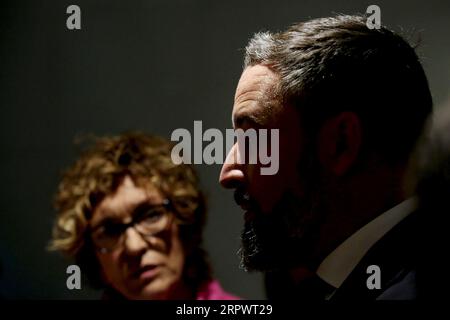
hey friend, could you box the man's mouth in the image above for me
[234,188,253,211]
[243,210,256,223]
[234,189,257,222]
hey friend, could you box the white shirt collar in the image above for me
[316,197,417,289]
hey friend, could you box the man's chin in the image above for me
[239,238,311,273]
[239,248,279,272]
[239,219,291,272]
[239,205,317,272]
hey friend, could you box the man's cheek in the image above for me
[253,177,285,213]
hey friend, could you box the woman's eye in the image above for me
[141,208,164,222]
[102,223,124,236]
[172,197,196,212]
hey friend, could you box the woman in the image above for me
[50,132,238,300]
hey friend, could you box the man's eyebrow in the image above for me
[232,113,264,128]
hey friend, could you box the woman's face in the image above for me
[90,176,187,299]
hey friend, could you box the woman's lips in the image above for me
[132,265,160,281]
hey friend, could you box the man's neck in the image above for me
[316,197,417,289]
[310,162,406,269]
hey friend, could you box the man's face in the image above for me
[91,176,186,300]
[219,65,324,272]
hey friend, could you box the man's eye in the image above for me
[235,125,251,132]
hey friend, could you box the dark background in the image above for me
[0,0,449,299]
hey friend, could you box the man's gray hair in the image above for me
[243,15,433,164]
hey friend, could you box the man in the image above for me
[219,15,432,300]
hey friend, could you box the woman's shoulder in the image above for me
[196,279,241,300]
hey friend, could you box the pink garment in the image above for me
[196,279,241,300]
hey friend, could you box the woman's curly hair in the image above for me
[49,132,211,291]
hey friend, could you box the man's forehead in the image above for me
[235,65,278,101]
[233,65,280,126]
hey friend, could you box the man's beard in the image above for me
[239,158,325,272]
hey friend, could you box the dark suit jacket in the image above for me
[265,211,423,300]
[330,211,419,300]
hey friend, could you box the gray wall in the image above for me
[1,0,449,299]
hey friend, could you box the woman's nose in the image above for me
[123,227,148,256]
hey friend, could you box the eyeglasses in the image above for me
[90,199,173,254]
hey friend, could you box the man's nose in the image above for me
[219,144,245,189]
[123,227,149,256]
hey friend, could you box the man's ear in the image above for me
[317,112,362,176]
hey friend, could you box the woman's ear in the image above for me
[317,112,362,176]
